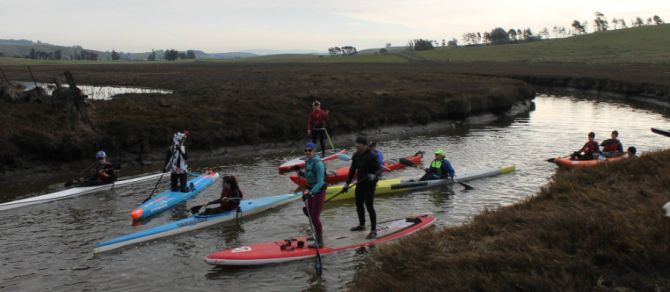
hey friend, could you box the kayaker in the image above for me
[165,130,190,192]
[85,150,118,186]
[307,100,329,157]
[369,141,385,169]
[201,175,243,215]
[625,146,637,158]
[419,149,455,181]
[343,136,382,239]
[601,130,624,157]
[570,132,600,160]
[299,142,327,248]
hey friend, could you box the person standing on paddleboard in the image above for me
[343,137,382,239]
[201,175,243,215]
[165,130,190,192]
[299,142,327,248]
[307,100,329,157]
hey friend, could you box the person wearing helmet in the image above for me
[165,131,190,192]
[570,132,600,160]
[307,100,330,157]
[83,150,118,186]
[369,141,384,168]
[420,149,455,181]
[297,142,328,248]
[343,136,383,239]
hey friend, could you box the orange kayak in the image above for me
[554,156,625,169]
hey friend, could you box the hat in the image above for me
[369,141,377,147]
[96,150,106,159]
[434,149,446,156]
[183,130,190,137]
[305,142,317,150]
[355,136,368,145]
[312,100,320,106]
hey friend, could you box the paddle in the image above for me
[324,128,335,151]
[190,198,241,215]
[300,180,361,217]
[64,161,99,187]
[303,199,323,276]
[398,158,474,190]
[142,146,179,204]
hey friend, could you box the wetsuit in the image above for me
[307,108,329,156]
[420,158,455,181]
[300,154,327,246]
[202,187,242,215]
[345,149,382,230]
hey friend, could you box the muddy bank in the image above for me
[0,63,535,180]
[350,149,670,291]
[434,62,670,108]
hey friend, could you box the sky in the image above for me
[1,0,668,53]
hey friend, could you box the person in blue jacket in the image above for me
[369,141,385,169]
[420,149,455,181]
[298,142,327,248]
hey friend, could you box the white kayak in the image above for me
[0,172,164,211]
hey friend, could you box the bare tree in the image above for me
[653,15,665,24]
[594,12,609,32]
[619,18,627,28]
[633,17,644,27]
[612,18,619,29]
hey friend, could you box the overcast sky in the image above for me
[1,0,668,53]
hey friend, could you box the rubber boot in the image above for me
[350,225,365,231]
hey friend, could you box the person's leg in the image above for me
[170,173,178,191]
[308,191,325,246]
[311,130,318,144]
[364,185,377,231]
[318,130,326,156]
[179,173,188,192]
[352,185,366,230]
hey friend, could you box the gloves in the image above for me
[366,173,377,181]
[302,190,312,201]
[342,184,349,193]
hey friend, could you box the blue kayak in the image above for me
[94,193,302,253]
[131,171,220,221]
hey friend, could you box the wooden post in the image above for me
[26,66,38,88]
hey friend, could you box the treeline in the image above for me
[144,49,196,61]
[327,46,358,56]
[406,12,665,51]
[26,48,98,60]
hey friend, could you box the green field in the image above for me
[2,24,668,66]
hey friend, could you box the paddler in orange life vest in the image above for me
[307,100,330,157]
[570,132,600,161]
[164,130,190,192]
[600,130,624,158]
[86,151,118,186]
[419,149,455,181]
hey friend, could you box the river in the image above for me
[1,94,669,291]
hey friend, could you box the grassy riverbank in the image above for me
[351,149,670,291]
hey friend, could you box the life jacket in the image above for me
[602,139,621,152]
[308,109,328,129]
[430,159,444,176]
[305,157,328,191]
[582,141,598,155]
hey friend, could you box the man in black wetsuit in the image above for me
[343,136,382,239]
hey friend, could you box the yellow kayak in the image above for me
[325,165,515,202]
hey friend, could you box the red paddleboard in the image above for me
[288,152,424,186]
[204,214,436,266]
[278,149,346,174]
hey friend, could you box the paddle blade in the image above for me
[458,181,474,190]
[315,253,323,276]
[190,205,203,214]
[546,158,556,163]
[336,153,351,161]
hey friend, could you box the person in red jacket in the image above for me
[307,100,329,157]
[571,132,600,160]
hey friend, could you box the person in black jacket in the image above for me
[343,136,382,239]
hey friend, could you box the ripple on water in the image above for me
[1,95,670,291]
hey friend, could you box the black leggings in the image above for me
[355,181,377,230]
[311,129,326,156]
[170,173,187,192]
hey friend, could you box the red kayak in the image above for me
[289,152,424,186]
[204,214,436,266]
[278,149,346,174]
[554,156,626,169]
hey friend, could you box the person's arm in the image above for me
[617,141,624,153]
[443,159,455,179]
[309,161,326,194]
[345,156,357,186]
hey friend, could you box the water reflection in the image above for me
[16,81,173,100]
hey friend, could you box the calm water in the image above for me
[1,95,670,291]
[16,81,173,100]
